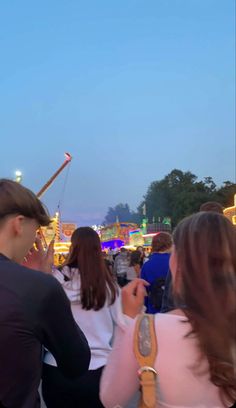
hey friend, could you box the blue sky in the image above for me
[0,0,235,225]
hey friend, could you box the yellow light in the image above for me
[223,194,236,225]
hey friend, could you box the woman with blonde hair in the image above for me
[100,212,236,407]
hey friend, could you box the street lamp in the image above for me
[15,170,22,183]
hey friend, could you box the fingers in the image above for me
[37,228,48,249]
[34,236,44,253]
[47,239,55,259]
[42,239,55,273]
[136,281,147,301]
[48,238,55,251]
[133,278,149,286]
[121,279,147,318]
[123,278,149,294]
[23,254,30,264]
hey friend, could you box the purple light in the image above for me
[101,239,124,250]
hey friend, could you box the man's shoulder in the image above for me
[141,257,156,277]
[0,259,60,295]
[20,265,60,292]
[142,257,152,268]
[146,254,160,266]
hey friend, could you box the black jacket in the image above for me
[0,254,90,408]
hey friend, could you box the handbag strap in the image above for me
[133,314,158,408]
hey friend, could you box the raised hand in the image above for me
[121,278,149,318]
[22,236,54,274]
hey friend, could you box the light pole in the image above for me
[141,203,147,234]
[15,170,22,183]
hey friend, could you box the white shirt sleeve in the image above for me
[108,288,123,325]
[100,317,140,408]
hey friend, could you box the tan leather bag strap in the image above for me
[133,314,158,408]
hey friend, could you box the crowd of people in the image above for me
[0,178,235,408]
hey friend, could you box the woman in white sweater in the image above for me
[100,212,236,408]
[42,227,121,408]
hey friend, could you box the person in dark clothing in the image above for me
[0,179,90,408]
[136,246,145,267]
[113,247,129,287]
[160,269,175,313]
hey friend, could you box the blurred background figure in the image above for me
[126,250,141,283]
[102,251,114,277]
[136,246,146,267]
[113,247,129,287]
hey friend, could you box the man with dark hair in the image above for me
[0,179,90,408]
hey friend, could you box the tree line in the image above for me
[103,169,236,227]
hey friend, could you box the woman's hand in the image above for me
[22,236,54,274]
[122,278,149,318]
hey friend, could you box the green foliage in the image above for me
[104,170,236,227]
[103,203,140,225]
[214,181,236,207]
[140,170,235,226]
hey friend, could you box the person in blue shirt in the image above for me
[141,232,172,313]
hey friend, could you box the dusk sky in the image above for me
[0,0,235,225]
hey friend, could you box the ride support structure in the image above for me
[36,153,72,199]
[36,153,73,250]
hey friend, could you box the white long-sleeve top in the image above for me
[100,313,230,408]
[44,266,122,370]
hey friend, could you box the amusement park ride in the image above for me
[100,222,144,250]
[36,152,72,200]
[35,153,75,263]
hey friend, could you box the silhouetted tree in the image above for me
[103,203,140,225]
[214,181,236,207]
[138,170,236,226]
[103,170,236,228]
